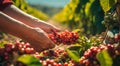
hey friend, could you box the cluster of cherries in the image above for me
[40,59,80,66]
[0,41,41,66]
[48,30,79,44]
[40,48,71,66]
[1,31,120,66]
[79,44,119,66]
[32,47,81,66]
[0,41,79,66]
[1,42,119,66]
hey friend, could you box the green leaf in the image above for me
[66,49,80,62]
[72,29,82,36]
[18,54,42,66]
[68,45,81,50]
[100,0,117,13]
[0,41,8,48]
[96,50,113,66]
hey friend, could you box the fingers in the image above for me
[35,41,55,52]
[48,27,61,33]
[26,28,56,52]
[54,27,61,32]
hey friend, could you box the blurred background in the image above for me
[2,0,106,38]
[26,0,70,16]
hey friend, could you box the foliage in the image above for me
[66,49,80,62]
[0,41,7,48]
[113,55,120,66]
[1,30,120,66]
[100,0,117,13]
[30,4,63,16]
[53,0,105,35]
[18,54,42,66]
[68,29,102,57]
[0,0,120,66]
[12,0,49,21]
[97,50,113,66]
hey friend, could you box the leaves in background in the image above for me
[97,50,113,66]
[100,0,117,13]
[53,0,105,35]
[13,0,49,20]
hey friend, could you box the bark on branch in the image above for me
[116,0,120,23]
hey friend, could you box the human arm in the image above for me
[2,5,60,33]
[0,11,55,51]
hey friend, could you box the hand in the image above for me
[34,21,61,33]
[1,5,56,52]
[25,28,55,52]
[40,23,61,33]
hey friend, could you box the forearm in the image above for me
[2,5,60,33]
[0,11,33,40]
[2,5,50,28]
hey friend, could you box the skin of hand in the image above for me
[2,5,61,33]
[29,28,55,51]
[0,11,55,52]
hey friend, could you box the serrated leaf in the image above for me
[18,54,42,66]
[100,0,117,13]
[66,49,80,62]
[96,50,113,66]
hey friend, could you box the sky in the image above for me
[26,0,70,7]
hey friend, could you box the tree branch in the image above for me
[116,0,120,23]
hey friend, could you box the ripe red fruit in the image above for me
[25,48,31,54]
[64,62,68,66]
[48,30,79,44]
